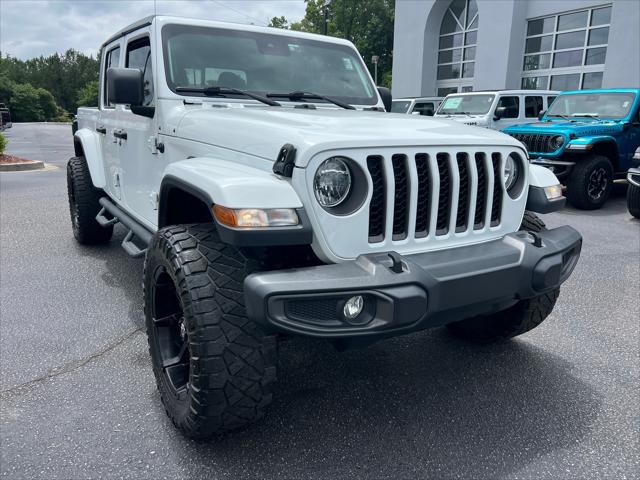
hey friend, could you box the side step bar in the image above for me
[96,197,154,258]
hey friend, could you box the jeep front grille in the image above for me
[508,133,556,153]
[365,151,504,243]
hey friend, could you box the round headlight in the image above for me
[314,157,352,207]
[551,135,564,150]
[504,154,520,191]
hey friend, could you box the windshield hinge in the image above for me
[273,143,297,178]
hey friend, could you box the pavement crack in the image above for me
[1,327,144,399]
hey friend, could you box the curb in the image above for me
[0,161,45,172]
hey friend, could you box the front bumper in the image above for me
[530,159,575,181]
[244,226,582,339]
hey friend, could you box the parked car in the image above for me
[0,103,11,129]
[627,147,640,218]
[434,90,558,130]
[391,97,442,116]
[504,89,640,210]
[69,15,582,439]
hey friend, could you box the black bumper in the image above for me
[244,227,582,339]
[530,159,575,181]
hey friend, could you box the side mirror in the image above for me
[493,106,506,121]
[377,86,392,112]
[538,110,546,121]
[107,67,143,106]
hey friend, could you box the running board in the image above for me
[97,197,154,258]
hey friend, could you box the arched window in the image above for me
[436,0,478,96]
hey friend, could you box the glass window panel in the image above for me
[521,76,549,90]
[461,85,473,92]
[449,0,467,28]
[547,96,556,107]
[440,11,462,34]
[462,62,474,78]
[555,30,585,50]
[591,7,611,26]
[466,0,478,26]
[439,33,464,49]
[585,47,607,65]
[464,46,476,61]
[438,64,461,80]
[553,49,583,68]
[413,102,436,116]
[465,30,477,45]
[523,53,551,71]
[550,73,580,91]
[582,72,603,89]
[588,27,609,46]
[438,48,462,64]
[558,11,588,31]
[525,35,553,53]
[525,96,544,117]
[496,96,520,118]
[468,16,478,29]
[527,17,555,36]
[438,87,459,96]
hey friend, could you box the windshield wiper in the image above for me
[175,86,281,107]
[267,91,355,110]
[548,114,572,121]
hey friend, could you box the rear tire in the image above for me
[144,224,278,439]
[446,212,560,343]
[566,155,613,210]
[627,183,640,219]
[66,156,113,244]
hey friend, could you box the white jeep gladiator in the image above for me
[68,16,582,438]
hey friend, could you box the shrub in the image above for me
[0,132,7,155]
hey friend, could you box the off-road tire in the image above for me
[446,212,560,343]
[66,156,113,244]
[566,154,613,210]
[627,183,640,219]
[144,224,277,439]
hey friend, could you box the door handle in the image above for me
[96,126,106,134]
[113,129,128,140]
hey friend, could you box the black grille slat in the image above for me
[474,153,487,229]
[455,153,471,232]
[391,155,409,240]
[414,154,431,237]
[436,153,451,235]
[490,153,503,225]
[367,156,385,242]
[508,133,555,153]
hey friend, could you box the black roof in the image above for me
[101,15,154,50]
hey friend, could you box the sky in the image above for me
[0,0,307,59]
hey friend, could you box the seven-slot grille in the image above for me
[508,133,557,153]
[366,151,504,243]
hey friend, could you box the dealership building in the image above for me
[391,0,640,98]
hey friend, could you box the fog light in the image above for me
[343,295,364,320]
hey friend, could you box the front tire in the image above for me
[566,155,613,210]
[446,212,560,343]
[144,224,278,439]
[627,183,640,219]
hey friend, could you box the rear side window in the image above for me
[525,96,544,117]
[413,102,435,116]
[547,96,557,109]
[126,37,154,106]
[497,96,520,118]
[103,46,120,108]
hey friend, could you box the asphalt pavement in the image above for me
[1,123,638,479]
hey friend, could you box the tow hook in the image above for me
[530,232,543,248]
[387,252,405,273]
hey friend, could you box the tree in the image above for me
[9,83,44,121]
[277,0,395,88]
[77,80,99,107]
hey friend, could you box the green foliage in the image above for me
[277,0,395,88]
[77,80,99,107]
[7,83,63,122]
[0,132,7,155]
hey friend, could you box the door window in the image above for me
[126,37,154,106]
[496,96,519,118]
[413,102,435,116]
[525,96,543,118]
[103,46,120,108]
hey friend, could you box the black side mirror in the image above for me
[493,106,506,121]
[538,110,546,120]
[107,67,143,106]
[377,86,392,112]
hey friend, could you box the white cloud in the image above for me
[0,0,306,59]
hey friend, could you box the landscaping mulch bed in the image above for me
[0,154,45,171]
[0,154,38,164]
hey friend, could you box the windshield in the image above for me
[437,94,495,115]
[546,92,636,119]
[391,100,411,113]
[161,24,376,105]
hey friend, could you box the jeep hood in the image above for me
[505,119,625,136]
[175,107,523,167]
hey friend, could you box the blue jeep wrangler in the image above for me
[504,89,640,210]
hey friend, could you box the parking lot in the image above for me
[1,123,638,479]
